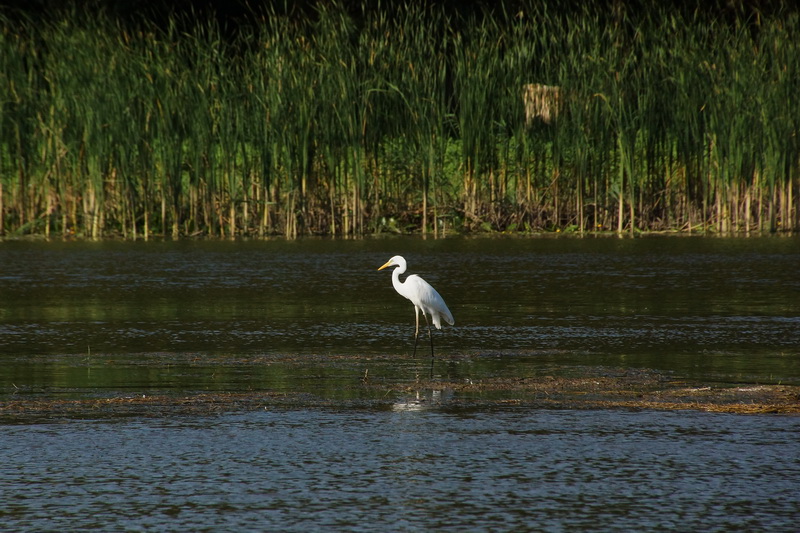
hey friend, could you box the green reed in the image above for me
[0,1,797,238]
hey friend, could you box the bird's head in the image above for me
[378,255,406,271]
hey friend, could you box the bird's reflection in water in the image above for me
[391,388,453,411]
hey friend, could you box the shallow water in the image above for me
[1,235,799,530]
[1,236,799,393]
[2,409,798,531]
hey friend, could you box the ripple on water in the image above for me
[1,409,798,531]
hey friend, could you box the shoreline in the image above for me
[3,374,798,422]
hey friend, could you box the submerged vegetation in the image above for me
[0,1,798,238]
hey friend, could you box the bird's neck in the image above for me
[392,267,410,300]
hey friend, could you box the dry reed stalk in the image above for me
[522,83,561,126]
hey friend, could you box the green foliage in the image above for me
[0,1,798,238]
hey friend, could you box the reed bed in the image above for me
[0,1,798,238]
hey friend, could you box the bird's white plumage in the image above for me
[378,255,454,333]
[398,273,454,329]
[378,254,453,363]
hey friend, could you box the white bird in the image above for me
[378,255,454,360]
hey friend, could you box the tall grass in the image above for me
[0,1,797,238]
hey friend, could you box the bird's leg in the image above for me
[423,313,434,359]
[412,306,420,357]
[422,313,435,379]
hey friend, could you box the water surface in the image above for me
[2,408,799,532]
[1,236,799,531]
[1,236,798,395]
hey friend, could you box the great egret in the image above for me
[377,255,454,359]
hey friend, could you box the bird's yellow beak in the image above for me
[377,260,393,271]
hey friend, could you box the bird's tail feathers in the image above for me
[432,310,455,329]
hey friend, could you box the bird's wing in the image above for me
[406,275,454,327]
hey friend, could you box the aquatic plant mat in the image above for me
[2,361,797,422]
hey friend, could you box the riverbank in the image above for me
[3,366,797,423]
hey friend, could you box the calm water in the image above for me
[1,235,799,530]
[1,236,798,390]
